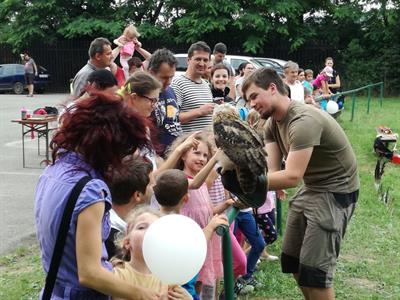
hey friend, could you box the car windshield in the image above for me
[248,59,263,68]
[253,59,281,69]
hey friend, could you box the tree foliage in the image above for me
[0,0,399,94]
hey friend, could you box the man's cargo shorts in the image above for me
[281,187,358,288]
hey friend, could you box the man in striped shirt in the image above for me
[171,41,215,133]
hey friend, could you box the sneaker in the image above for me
[243,276,263,289]
[265,254,279,261]
[234,277,254,296]
[261,250,279,262]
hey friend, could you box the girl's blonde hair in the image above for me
[111,205,162,264]
[166,131,214,170]
[124,24,140,38]
[125,205,163,234]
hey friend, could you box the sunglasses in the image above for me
[141,95,159,105]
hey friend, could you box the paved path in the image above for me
[0,93,69,255]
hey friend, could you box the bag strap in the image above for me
[42,176,92,300]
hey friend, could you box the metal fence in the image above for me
[1,39,338,93]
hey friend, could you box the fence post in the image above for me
[380,82,384,107]
[367,86,372,114]
[351,93,356,121]
[222,231,235,300]
[221,207,239,300]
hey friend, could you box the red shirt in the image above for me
[115,67,125,87]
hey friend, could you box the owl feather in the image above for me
[213,104,267,194]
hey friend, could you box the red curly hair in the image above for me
[52,90,151,179]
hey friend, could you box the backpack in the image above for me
[44,106,59,115]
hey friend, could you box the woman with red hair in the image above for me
[35,91,160,300]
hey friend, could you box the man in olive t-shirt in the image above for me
[243,68,359,300]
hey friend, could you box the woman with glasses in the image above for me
[122,71,162,118]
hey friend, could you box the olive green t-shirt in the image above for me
[265,101,359,193]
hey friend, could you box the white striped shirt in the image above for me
[171,75,213,133]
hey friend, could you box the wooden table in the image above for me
[11,115,58,167]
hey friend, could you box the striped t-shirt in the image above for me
[171,75,213,133]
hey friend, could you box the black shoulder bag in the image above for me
[42,176,92,300]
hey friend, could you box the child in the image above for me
[154,169,229,300]
[153,169,229,244]
[254,191,278,261]
[312,66,333,110]
[112,206,191,300]
[297,68,315,106]
[304,68,314,83]
[165,131,232,300]
[205,134,247,281]
[106,155,153,259]
[114,24,141,80]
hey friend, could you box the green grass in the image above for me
[1,96,399,299]
[251,97,400,299]
[0,245,44,299]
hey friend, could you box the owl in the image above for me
[213,104,267,194]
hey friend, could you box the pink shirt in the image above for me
[208,176,225,206]
[312,73,328,89]
[180,178,222,285]
[121,41,135,56]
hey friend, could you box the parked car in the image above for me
[0,64,51,94]
[174,54,189,76]
[173,54,285,77]
[263,58,288,67]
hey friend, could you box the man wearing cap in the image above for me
[243,68,359,300]
[283,61,305,103]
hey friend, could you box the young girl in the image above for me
[114,24,141,80]
[113,206,191,300]
[312,66,333,110]
[166,131,232,300]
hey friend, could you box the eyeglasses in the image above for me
[141,95,159,105]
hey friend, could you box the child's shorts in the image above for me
[281,187,358,288]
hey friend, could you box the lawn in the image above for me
[1,97,399,300]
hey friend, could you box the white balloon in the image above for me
[143,214,207,285]
[326,100,339,114]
